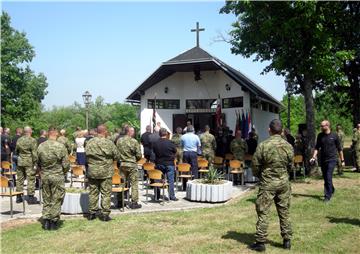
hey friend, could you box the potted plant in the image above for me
[186,166,233,203]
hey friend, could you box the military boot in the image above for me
[87,213,97,220]
[249,242,266,252]
[16,194,23,203]
[283,239,291,249]
[50,220,58,230]
[43,219,51,230]
[27,195,38,204]
[99,214,112,222]
[129,202,142,209]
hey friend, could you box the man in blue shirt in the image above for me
[181,126,201,179]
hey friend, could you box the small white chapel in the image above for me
[126,23,282,142]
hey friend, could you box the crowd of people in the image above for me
[0,120,359,241]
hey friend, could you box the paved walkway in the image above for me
[1,179,253,223]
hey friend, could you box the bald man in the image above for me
[311,120,344,203]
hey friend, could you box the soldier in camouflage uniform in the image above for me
[171,127,183,163]
[86,125,120,221]
[336,124,345,175]
[200,125,216,164]
[37,128,70,230]
[250,119,294,252]
[230,130,248,161]
[15,126,38,204]
[353,124,360,172]
[117,126,142,209]
[57,129,72,154]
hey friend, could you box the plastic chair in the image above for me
[229,160,245,185]
[112,173,129,211]
[68,155,76,165]
[0,176,25,218]
[145,169,168,204]
[1,161,16,182]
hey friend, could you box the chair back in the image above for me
[1,161,11,170]
[177,163,191,172]
[72,166,84,176]
[198,159,208,168]
[294,155,303,164]
[148,169,163,181]
[113,160,119,169]
[137,158,146,166]
[112,173,121,185]
[143,162,155,171]
[230,160,242,169]
[214,156,224,165]
[0,176,9,188]
[69,155,76,164]
[225,153,234,161]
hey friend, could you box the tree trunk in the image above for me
[302,75,317,176]
[349,63,360,126]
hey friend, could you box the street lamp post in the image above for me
[285,83,291,130]
[82,91,92,131]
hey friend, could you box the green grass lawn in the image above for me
[2,172,360,254]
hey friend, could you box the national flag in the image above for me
[152,97,157,132]
[216,95,222,129]
[241,109,246,138]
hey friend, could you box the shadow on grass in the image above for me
[327,216,360,227]
[222,231,283,248]
[246,197,256,204]
[292,193,323,200]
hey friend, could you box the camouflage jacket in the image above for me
[86,136,120,179]
[337,130,345,149]
[37,140,70,177]
[15,136,38,166]
[230,138,248,160]
[171,134,182,149]
[57,136,72,154]
[353,131,360,151]
[252,134,294,189]
[116,136,142,167]
[200,132,216,154]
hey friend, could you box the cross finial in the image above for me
[191,22,205,47]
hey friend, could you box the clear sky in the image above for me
[3,1,285,109]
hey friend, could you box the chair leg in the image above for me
[39,178,42,203]
[70,175,73,187]
[146,187,148,202]
[241,173,244,186]
[10,194,13,218]
[22,195,25,215]
[121,189,125,212]
[293,168,296,181]
[141,170,144,190]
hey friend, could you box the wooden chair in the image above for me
[213,156,224,168]
[70,165,86,188]
[68,155,76,165]
[225,153,234,161]
[293,155,305,180]
[0,176,25,218]
[1,161,16,181]
[177,163,192,191]
[198,159,209,178]
[113,161,120,175]
[229,160,245,185]
[112,173,129,211]
[142,162,155,190]
[145,169,168,204]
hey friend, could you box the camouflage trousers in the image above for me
[356,150,360,170]
[121,166,139,202]
[336,157,343,174]
[176,148,183,164]
[255,184,292,243]
[202,151,214,165]
[42,175,65,222]
[16,165,36,195]
[88,177,112,216]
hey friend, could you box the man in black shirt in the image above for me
[152,128,178,201]
[284,128,295,148]
[311,120,344,202]
[140,125,152,161]
[37,130,48,145]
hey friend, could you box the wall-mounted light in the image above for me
[164,87,169,94]
[225,84,231,91]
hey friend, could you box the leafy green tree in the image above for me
[1,11,48,127]
[220,1,355,173]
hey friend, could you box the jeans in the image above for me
[320,160,337,200]
[156,164,176,199]
[183,151,198,179]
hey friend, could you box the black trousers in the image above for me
[183,151,198,179]
[320,160,336,200]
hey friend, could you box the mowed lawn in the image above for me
[2,172,360,254]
